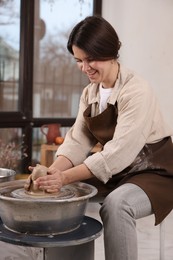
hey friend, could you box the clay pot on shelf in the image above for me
[41,124,61,144]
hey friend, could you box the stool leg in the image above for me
[160,220,166,260]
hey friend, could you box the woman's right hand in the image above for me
[33,170,64,193]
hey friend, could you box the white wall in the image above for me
[102,0,173,128]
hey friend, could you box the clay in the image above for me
[25,164,48,195]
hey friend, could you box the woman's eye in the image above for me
[75,59,82,63]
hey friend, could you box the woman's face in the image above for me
[72,45,116,88]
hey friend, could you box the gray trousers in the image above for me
[100,183,153,260]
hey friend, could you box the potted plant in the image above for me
[0,139,28,171]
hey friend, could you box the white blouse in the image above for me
[99,84,113,113]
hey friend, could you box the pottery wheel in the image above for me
[11,187,77,200]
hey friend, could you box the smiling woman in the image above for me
[33,15,173,260]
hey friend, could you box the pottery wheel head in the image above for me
[23,164,79,199]
[11,187,76,200]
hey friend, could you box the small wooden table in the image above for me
[40,143,103,167]
[40,144,60,167]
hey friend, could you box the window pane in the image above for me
[33,0,93,118]
[0,0,20,112]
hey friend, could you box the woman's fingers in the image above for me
[24,165,62,193]
[34,173,63,193]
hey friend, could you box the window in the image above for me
[0,0,102,173]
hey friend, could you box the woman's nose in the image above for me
[81,60,90,72]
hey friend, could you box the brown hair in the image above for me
[67,16,121,61]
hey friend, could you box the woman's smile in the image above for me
[86,69,97,80]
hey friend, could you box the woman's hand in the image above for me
[24,165,53,192]
[34,169,64,193]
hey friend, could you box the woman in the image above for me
[27,16,173,260]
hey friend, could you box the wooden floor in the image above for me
[0,203,173,259]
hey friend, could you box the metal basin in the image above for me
[0,180,97,235]
[0,168,16,183]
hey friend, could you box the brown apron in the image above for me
[83,103,173,225]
